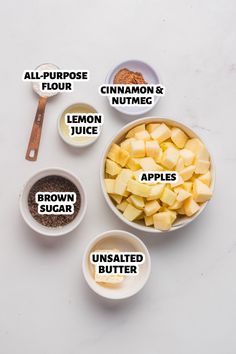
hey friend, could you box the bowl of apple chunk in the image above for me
[100,118,215,233]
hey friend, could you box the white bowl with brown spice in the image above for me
[19,168,87,236]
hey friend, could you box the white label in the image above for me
[138,171,179,184]
[35,192,76,215]
[65,113,104,137]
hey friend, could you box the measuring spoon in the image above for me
[25,63,59,161]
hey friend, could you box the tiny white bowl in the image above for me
[100,117,215,234]
[19,168,87,236]
[82,230,151,300]
[105,59,161,116]
[58,103,102,148]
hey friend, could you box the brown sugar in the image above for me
[113,68,147,84]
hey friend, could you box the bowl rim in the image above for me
[100,117,215,234]
[82,229,151,300]
[57,102,102,148]
[19,167,87,236]
[105,59,161,116]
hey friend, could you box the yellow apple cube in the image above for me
[130,140,146,158]
[134,130,150,141]
[193,179,212,203]
[175,157,185,172]
[106,159,122,176]
[127,179,151,197]
[120,138,135,152]
[146,123,160,133]
[198,171,211,186]
[180,165,195,181]
[110,194,122,204]
[129,195,145,210]
[160,188,177,206]
[144,215,154,226]
[108,144,130,167]
[117,200,128,212]
[171,127,188,148]
[185,138,203,154]
[125,158,141,171]
[162,147,179,169]
[147,184,165,200]
[179,149,195,166]
[153,212,172,231]
[145,140,160,157]
[123,204,143,221]
[104,179,115,194]
[144,200,161,216]
[138,157,160,171]
[184,197,200,216]
[126,124,146,138]
[195,159,210,174]
[114,169,133,196]
[175,188,191,202]
[151,123,172,143]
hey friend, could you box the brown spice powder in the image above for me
[113,68,147,84]
[28,175,81,228]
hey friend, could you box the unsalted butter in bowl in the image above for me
[58,103,101,147]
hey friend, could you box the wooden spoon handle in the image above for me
[25,96,47,161]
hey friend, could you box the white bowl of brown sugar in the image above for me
[19,168,87,236]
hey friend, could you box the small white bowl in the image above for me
[100,117,215,234]
[58,103,102,148]
[82,230,151,300]
[19,168,87,236]
[105,59,161,116]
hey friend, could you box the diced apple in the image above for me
[126,124,146,138]
[169,200,183,210]
[195,159,210,174]
[180,165,195,181]
[114,169,133,196]
[123,204,143,221]
[127,179,151,197]
[125,158,141,171]
[183,197,200,216]
[183,182,192,192]
[198,171,211,186]
[136,212,145,220]
[193,179,212,203]
[197,146,210,161]
[130,140,145,158]
[147,184,165,200]
[105,159,121,176]
[117,200,128,212]
[170,175,184,188]
[138,157,160,171]
[135,130,150,141]
[171,127,188,148]
[150,123,172,143]
[179,149,195,166]
[110,194,122,204]
[144,200,161,216]
[154,148,163,164]
[120,138,135,152]
[145,140,160,157]
[104,179,115,194]
[160,142,176,151]
[129,195,145,210]
[185,138,203,154]
[146,123,160,133]
[108,144,130,167]
[144,215,154,226]
[162,147,179,169]
[153,212,172,231]
[175,157,185,172]
[175,188,191,202]
[160,188,177,206]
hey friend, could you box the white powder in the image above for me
[32,63,59,97]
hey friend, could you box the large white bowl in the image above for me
[82,230,151,300]
[19,168,87,236]
[100,117,215,233]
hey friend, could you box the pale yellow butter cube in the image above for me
[144,200,161,216]
[184,197,200,216]
[171,127,188,148]
[123,204,143,221]
[150,123,172,143]
[193,179,212,203]
[153,212,172,231]
[179,149,195,166]
[130,140,146,158]
[160,188,177,206]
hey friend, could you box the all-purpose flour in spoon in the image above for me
[33,63,60,97]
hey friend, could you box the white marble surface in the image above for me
[0,1,235,353]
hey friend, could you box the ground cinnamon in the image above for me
[113,68,147,84]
